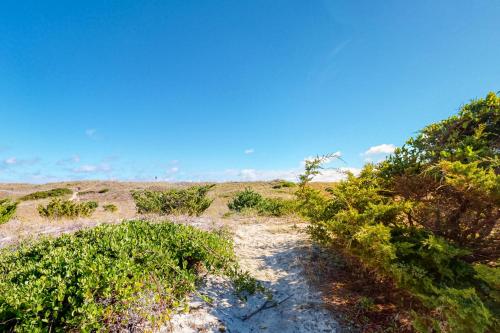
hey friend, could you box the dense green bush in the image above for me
[299,92,500,332]
[228,188,264,211]
[132,185,215,216]
[0,220,250,331]
[38,199,98,219]
[20,188,72,201]
[271,180,296,189]
[228,188,295,217]
[0,199,17,224]
[256,197,295,216]
[380,92,500,258]
[103,203,118,212]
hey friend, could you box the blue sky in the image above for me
[1,0,499,183]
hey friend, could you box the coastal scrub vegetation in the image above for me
[0,220,254,331]
[103,203,118,212]
[20,188,72,201]
[271,180,296,189]
[0,199,17,224]
[228,188,295,217]
[131,185,215,216]
[297,92,499,332]
[38,199,98,219]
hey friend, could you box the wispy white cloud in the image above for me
[72,163,112,173]
[362,144,396,163]
[189,153,353,182]
[57,155,81,165]
[212,166,355,183]
[85,129,98,139]
[167,166,179,174]
[312,167,360,182]
[5,157,17,165]
[1,152,357,183]
[307,40,350,84]
[363,144,396,156]
[244,148,254,155]
[3,157,40,166]
[237,169,298,181]
[102,155,120,162]
[21,171,64,184]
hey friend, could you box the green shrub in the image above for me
[0,199,17,224]
[103,203,118,212]
[80,188,109,195]
[271,180,296,189]
[228,188,295,217]
[132,185,215,216]
[20,188,72,201]
[301,162,498,332]
[0,220,252,331]
[298,92,500,332]
[256,197,295,217]
[78,190,94,195]
[379,92,500,257]
[38,199,98,219]
[228,188,264,211]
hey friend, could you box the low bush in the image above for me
[228,188,295,217]
[20,188,72,201]
[271,180,296,189]
[38,199,98,219]
[0,220,253,331]
[80,188,109,195]
[103,203,118,212]
[227,188,264,211]
[0,199,17,224]
[132,185,215,216]
[79,190,93,195]
[298,92,500,332]
[256,197,295,217]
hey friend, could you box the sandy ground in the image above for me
[0,181,332,247]
[166,217,340,333]
[0,216,342,332]
[0,181,341,332]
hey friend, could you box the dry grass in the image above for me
[0,181,335,247]
[302,245,429,332]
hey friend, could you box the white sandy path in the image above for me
[0,214,341,332]
[166,219,340,333]
[70,191,78,201]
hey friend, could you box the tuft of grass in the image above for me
[0,220,256,331]
[103,203,118,212]
[356,296,376,312]
[132,185,215,216]
[20,188,72,201]
[228,188,295,217]
[38,199,98,219]
[0,199,17,224]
